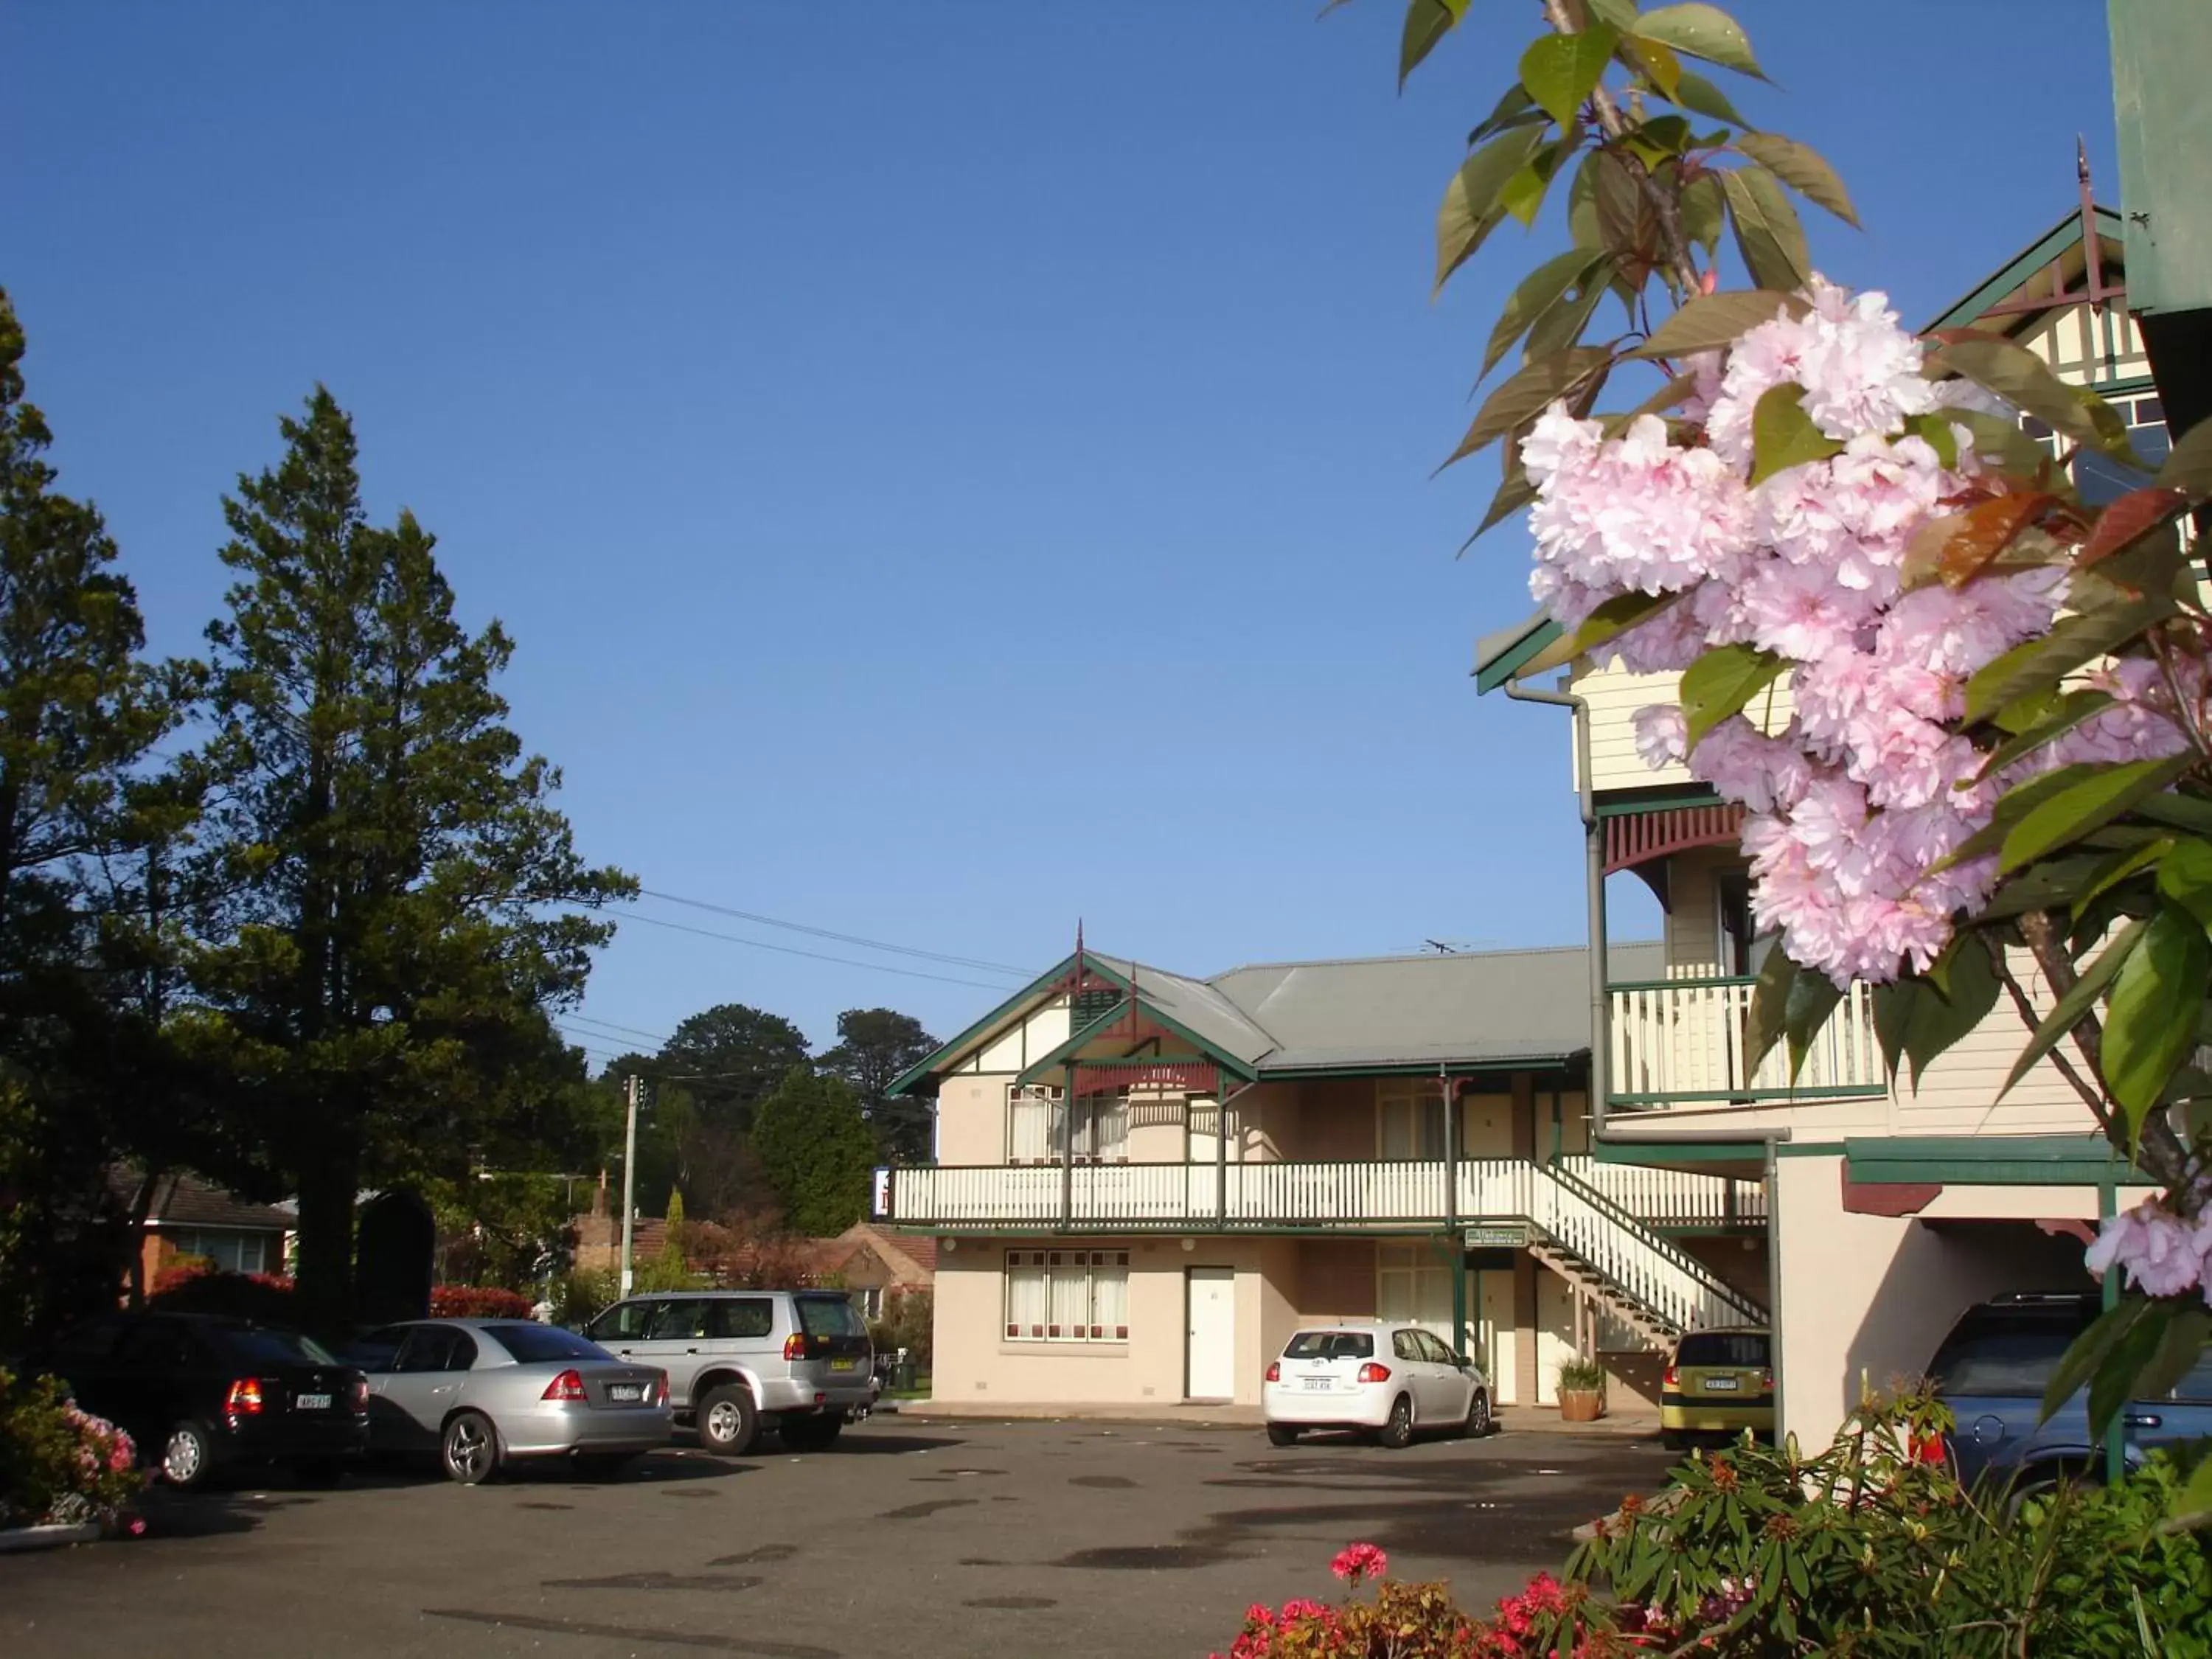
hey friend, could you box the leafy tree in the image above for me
[819,1006,938,1164]
[652,1003,810,1217]
[0,288,194,1340]
[184,388,632,1334]
[750,1064,876,1237]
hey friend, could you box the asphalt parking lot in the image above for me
[0,1417,1673,1659]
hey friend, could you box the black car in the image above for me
[38,1312,370,1489]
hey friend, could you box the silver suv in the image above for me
[582,1290,872,1455]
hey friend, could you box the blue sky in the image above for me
[7,1,2121,1060]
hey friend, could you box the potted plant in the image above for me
[1555,1357,1606,1422]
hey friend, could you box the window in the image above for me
[856,1287,883,1320]
[711,1299,774,1340]
[1377,1079,1446,1161]
[1414,1331,1458,1366]
[647,1300,714,1340]
[164,1227,274,1276]
[1377,1243,1453,1348]
[482,1324,605,1365]
[118,1320,203,1371]
[219,1327,339,1368]
[1674,1332,1771,1370]
[588,1300,661,1343]
[1929,1307,2087,1397]
[1008,1086,1127,1162]
[394,1326,476,1373]
[1284,1330,1374,1361]
[1392,1329,1422,1363]
[796,1295,868,1338]
[1005,1250,1129,1342]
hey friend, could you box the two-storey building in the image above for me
[1475,192,2168,1448]
[881,940,1767,1413]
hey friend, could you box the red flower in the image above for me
[1329,1542,1388,1585]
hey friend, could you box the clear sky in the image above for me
[6,1,2121,1061]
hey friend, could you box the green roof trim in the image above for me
[1842,1133,2147,1187]
[1473,613,1562,695]
[1922,204,2126,335]
[885,953,1135,1099]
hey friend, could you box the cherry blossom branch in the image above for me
[1987,936,2106,1130]
[2016,908,2196,1200]
[1537,0,1702,296]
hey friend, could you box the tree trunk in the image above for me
[291,1131,360,1340]
[124,1167,164,1310]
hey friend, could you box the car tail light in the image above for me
[1663,1363,1678,1391]
[224,1377,263,1416]
[783,1332,808,1361]
[652,1371,669,1406]
[541,1369,588,1402]
[1759,1370,1774,1395]
[348,1375,369,1411]
[1265,1362,1280,1382]
[1356,1363,1391,1385]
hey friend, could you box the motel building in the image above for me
[880,941,1769,1416]
[1472,189,2178,1447]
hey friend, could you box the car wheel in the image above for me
[1464,1390,1492,1439]
[293,1458,346,1488]
[696,1384,759,1457]
[779,1415,843,1453]
[1266,1424,1301,1447]
[439,1411,500,1485]
[1378,1394,1415,1450]
[574,1454,636,1481]
[161,1421,218,1490]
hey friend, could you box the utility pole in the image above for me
[620,1072,644,1298]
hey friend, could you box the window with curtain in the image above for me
[1004,1250,1130,1342]
[166,1228,273,1276]
[1376,1078,1446,1160]
[1075,1092,1128,1162]
[1376,1242,1454,1346]
[1009,1086,1062,1163]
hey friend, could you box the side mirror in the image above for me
[1455,1354,1472,1370]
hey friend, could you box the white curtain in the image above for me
[1047,1253,1088,1339]
[1006,1253,1048,1338]
[1086,1093,1129,1162]
[1009,1088,1061,1163]
[1088,1255,1129,1340]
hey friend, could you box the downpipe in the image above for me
[1505,677,1605,1126]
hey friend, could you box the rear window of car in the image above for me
[1676,1332,1770,1369]
[481,1323,606,1364]
[218,1327,337,1368]
[796,1296,866,1338]
[1284,1331,1374,1360]
[1930,1308,2090,1397]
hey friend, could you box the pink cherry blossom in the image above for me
[1633,704,1688,769]
[2085,1197,2212,1300]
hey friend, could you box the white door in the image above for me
[1186,1267,1237,1400]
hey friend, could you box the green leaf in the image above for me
[1678,172,1725,255]
[2156,836,2212,931]
[1519,24,1621,131]
[2154,411,2212,498]
[1895,411,1958,471]
[1470,83,1544,145]
[1482,250,1607,380]
[2137,1306,2212,1399]
[1465,467,1539,546]
[1733,132,1857,226]
[1928,333,2145,466]
[1938,763,2118,871]
[1784,970,1843,1083]
[1978,853,2111,920]
[1521,260,1612,363]
[2104,902,2212,1132]
[1719,166,1810,291]
[1666,66,1754,127]
[2138,792,2212,838]
[2088,1301,2172,1443]
[1742,946,1798,1075]
[1871,981,1915,1076]
[1679,641,1786,748]
[2070,838,2172,922]
[2042,1298,2152,1425]
[1631,3,1764,76]
[1747,383,1844,485]
[1997,754,2194,874]
[1436,126,1550,293]
[1500,136,1577,227]
[1630,288,1801,360]
[1902,939,1999,1090]
[1962,602,2177,725]
[1516,588,1680,678]
[1585,0,1643,29]
[1628,371,1700,417]
[1440,344,1613,468]
[1399,0,1471,88]
[1949,407,2063,483]
[2172,1447,2212,1528]
[1624,36,1680,100]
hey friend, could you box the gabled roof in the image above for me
[108,1169,294,1233]
[1922,203,2125,335]
[891,939,1660,1093]
[1474,608,1561,695]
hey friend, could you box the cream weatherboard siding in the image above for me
[1572,658,1796,796]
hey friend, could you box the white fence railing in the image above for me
[885,1158,1761,1231]
[1609,975,1884,1105]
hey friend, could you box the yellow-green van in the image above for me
[1661,1327,1773,1450]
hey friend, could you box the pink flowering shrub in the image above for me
[0,1367,145,1530]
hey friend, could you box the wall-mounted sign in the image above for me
[1464,1223,1530,1249]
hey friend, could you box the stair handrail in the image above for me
[1531,1163,1764,1331]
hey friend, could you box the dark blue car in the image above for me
[1930,1291,2212,1494]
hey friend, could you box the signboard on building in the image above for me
[1464,1222,1529,1249]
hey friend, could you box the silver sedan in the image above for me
[344,1318,672,1484]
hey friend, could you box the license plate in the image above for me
[829,1359,858,1373]
[608,1383,643,1402]
[296,1393,331,1411]
[1301,1377,1333,1391]
[1703,1377,1740,1392]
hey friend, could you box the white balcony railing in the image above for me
[883,1158,1761,1231]
[1609,974,1884,1107]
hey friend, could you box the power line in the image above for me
[636,888,1034,978]
[616,910,1019,990]
[561,1012,672,1048]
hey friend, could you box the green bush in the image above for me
[1556,1355,1606,1393]
[868,1288,932,1369]
[1554,1393,2212,1656]
[0,1368,145,1529]
[549,1267,619,1329]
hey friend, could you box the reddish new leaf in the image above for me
[2081,486,2190,566]
[1903,490,2059,590]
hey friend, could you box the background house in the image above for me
[112,1169,295,1287]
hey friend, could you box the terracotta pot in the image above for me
[1557,1388,1605,1423]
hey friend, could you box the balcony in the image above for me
[880,1155,1764,1233]
[1608,973,1884,1107]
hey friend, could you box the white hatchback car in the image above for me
[1262,1321,1493,1449]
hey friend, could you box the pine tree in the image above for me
[188,388,633,1333]
[751,1065,877,1237]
